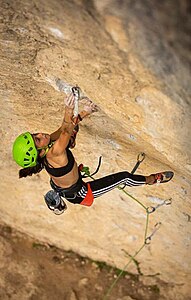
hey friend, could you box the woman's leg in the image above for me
[78,171,146,199]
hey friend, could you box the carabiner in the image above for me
[145,236,151,245]
[146,206,156,214]
[137,152,146,163]
[147,198,172,214]
[145,222,162,244]
[164,198,172,205]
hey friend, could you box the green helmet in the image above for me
[12,132,38,168]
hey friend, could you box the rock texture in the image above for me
[0,0,190,299]
[0,224,164,300]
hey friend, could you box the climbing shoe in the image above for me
[148,171,174,185]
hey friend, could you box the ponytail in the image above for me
[19,156,45,178]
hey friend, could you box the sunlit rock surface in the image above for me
[0,0,190,299]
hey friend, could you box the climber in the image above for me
[12,88,174,214]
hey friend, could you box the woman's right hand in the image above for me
[64,92,75,109]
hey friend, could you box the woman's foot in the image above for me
[146,171,174,185]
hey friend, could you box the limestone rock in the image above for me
[0,0,190,299]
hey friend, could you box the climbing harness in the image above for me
[43,158,102,211]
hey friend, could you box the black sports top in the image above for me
[44,148,75,177]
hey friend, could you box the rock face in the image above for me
[0,0,190,299]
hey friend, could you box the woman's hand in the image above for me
[81,97,99,114]
[64,92,75,109]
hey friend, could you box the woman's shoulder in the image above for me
[46,144,67,159]
[49,132,70,156]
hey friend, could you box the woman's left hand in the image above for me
[81,97,99,114]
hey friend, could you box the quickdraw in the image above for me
[145,222,162,245]
[131,152,146,174]
[146,198,172,214]
[72,86,80,118]
[79,156,102,179]
[120,152,146,190]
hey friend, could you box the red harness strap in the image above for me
[80,183,94,206]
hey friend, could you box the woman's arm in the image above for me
[50,92,76,141]
[50,127,62,141]
[50,94,98,154]
[50,107,75,141]
[50,108,93,141]
[49,92,77,154]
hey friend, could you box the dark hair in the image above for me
[19,155,45,178]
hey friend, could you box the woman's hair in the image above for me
[19,155,45,178]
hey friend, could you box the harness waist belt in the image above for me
[50,176,83,196]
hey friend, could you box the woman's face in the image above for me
[32,133,51,149]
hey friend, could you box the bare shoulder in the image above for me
[46,144,68,167]
[49,131,69,156]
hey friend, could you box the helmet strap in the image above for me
[37,141,54,158]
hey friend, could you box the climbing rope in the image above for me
[81,153,172,299]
